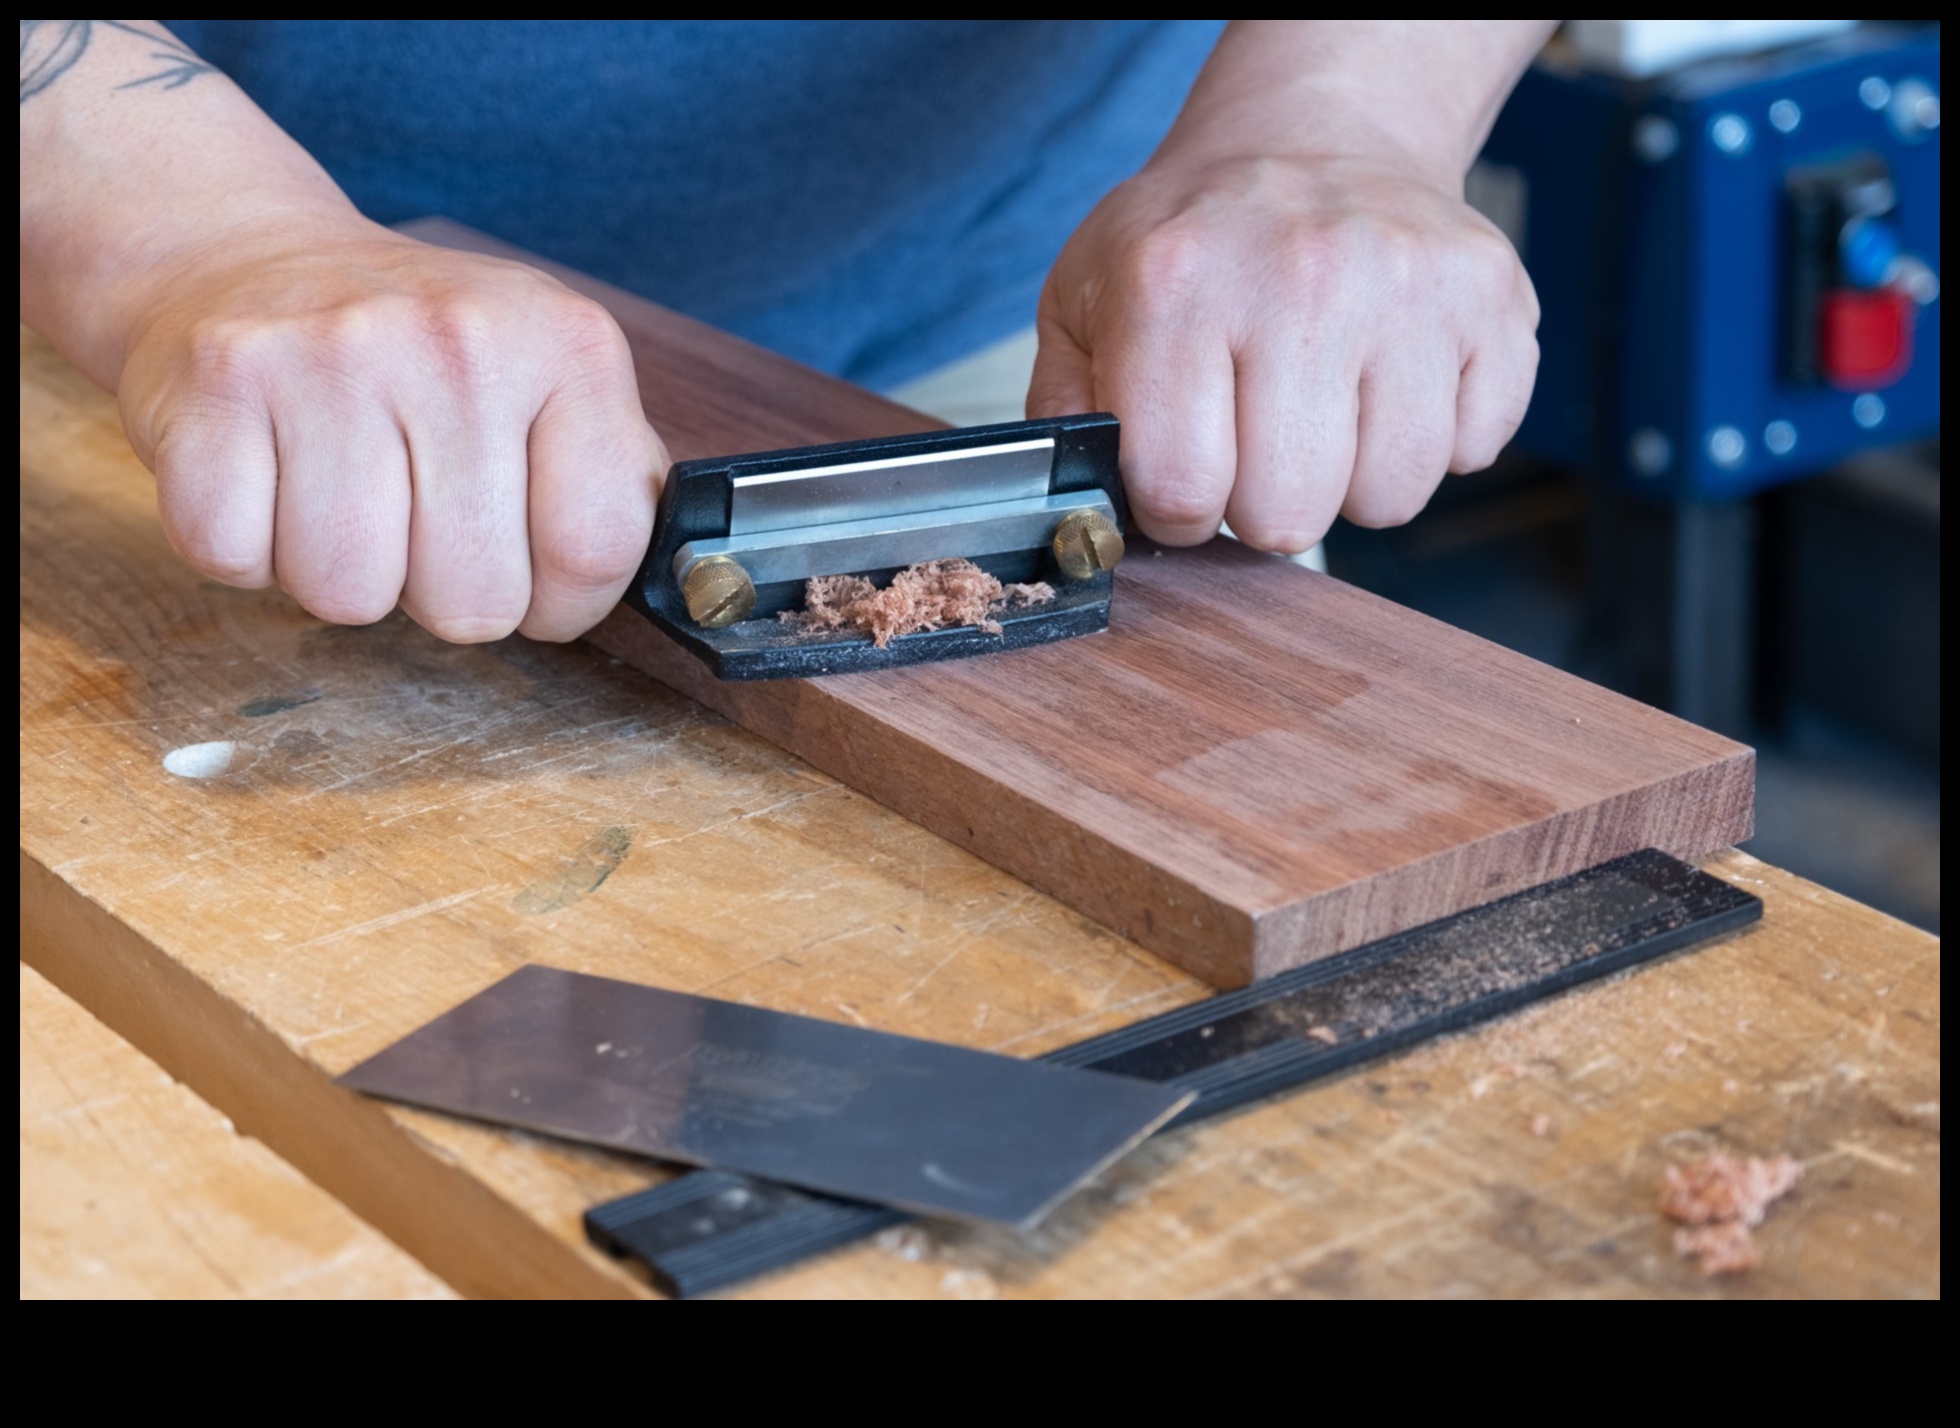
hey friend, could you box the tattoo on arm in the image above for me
[20,19,215,106]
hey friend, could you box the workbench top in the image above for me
[19,963,454,1300]
[20,326,1940,1299]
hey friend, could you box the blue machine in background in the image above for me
[1486,24,1939,494]
[1476,24,1940,733]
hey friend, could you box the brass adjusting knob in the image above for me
[681,555,756,628]
[1051,508,1126,581]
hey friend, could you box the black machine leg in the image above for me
[1586,489,1758,738]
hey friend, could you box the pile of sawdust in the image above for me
[1660,1152,1803,1275]
[782,558,1054,648]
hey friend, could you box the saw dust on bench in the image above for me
[783,558,1054,648]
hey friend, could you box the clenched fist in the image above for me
[1028,21,1547,553]
[116,222,666,642]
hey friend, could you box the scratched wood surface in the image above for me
[411,220,1754,988]
[19,325,1938,1297]
[19,963,453,1300]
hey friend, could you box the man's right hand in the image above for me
[118,223,665,643]
[21,21,664,644]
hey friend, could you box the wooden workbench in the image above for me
[20,326,1940,1298]
[19,963,454,1300]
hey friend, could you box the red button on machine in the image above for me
[1818,287,1915,389]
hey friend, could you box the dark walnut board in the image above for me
[415,220,1754,988]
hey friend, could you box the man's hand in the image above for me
[1028,21,1551,552]
[118,224,664,642]
[21,21,663,643]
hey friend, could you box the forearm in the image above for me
[1159,20,1555,187]
[19,20,363,390]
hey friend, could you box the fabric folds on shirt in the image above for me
[163,19,1225,388]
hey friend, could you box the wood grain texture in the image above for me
[408,220,1754,987]
[19,963,455,1300]
[19,323,1934,1299]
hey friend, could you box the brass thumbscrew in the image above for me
[681,555,756,628]
[1051,509,1126,581]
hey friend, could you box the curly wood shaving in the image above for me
[783,558,1054,648]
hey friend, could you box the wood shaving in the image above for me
[1660,1152,1803,1226]
[1673,1221,1762,1274]
[1659,1152,1803,1275]
[1305,1025,1340,1045]
[783,558,1054,648]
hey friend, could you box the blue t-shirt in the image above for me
[163,20,1225,388]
